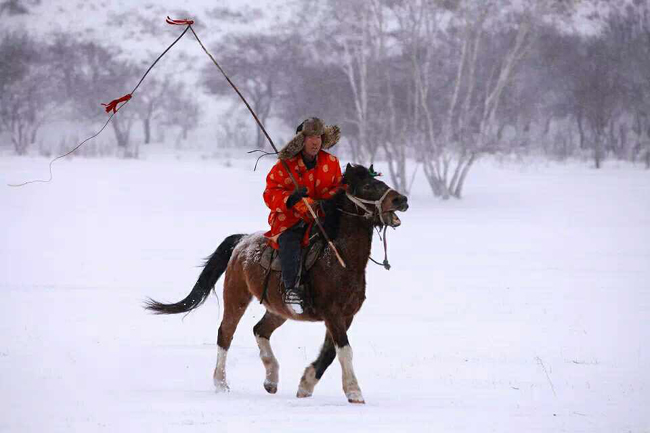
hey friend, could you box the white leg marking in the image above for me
[297,365,319,398]
[255,336,279,394]
[336,345,365,404]
[213,346,229,392]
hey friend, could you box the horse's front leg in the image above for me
[297,333,335,398]
[297,316,354,398]
[325,317,364,404]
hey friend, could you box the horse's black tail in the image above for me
[144,234,246,315]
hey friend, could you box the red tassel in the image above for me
[101,94,132,114]
[166,16,194,25]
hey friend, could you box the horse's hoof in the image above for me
[264,380,278,394]
[346,391,365,404]
[214,380,230,393]
[296,388,313,398]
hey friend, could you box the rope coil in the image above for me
[8,17,192,187]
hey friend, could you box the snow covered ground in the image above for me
[1,153,648,432]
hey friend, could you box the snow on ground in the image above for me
[0,152,648,432]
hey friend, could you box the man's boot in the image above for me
[282,282,304,315]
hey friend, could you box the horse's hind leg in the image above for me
[213,272,252,392]
[253,311,286,394]
[297,333,335,398]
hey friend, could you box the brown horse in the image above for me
[145,163,408,404]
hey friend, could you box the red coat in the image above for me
[263,150,343,249]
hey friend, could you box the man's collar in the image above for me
[301,152,318,170]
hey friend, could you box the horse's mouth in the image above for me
[383,211,401,227]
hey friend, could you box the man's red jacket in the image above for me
[263,150,343,249]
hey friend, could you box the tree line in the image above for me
[1,0,648,198]
[203,0,650,198]
[0,31,200,158]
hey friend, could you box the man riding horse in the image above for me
[263,117,342,314]
[146,147,409,403]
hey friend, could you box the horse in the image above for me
[145,163,409,404]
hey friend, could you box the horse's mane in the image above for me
[319,164,372,240]
[319,189,346,241]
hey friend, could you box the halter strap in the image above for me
[345,188,394,225]
[340,188,394,270]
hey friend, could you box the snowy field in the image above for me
[1,153,648,432]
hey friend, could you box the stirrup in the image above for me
[283,286,304,314]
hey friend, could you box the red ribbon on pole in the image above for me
[101,93,132,114]
[166,16,194,25]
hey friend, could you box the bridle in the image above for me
[342,188,394,225]
[338,187,396,270]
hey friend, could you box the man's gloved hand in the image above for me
[294,197,317,216]
[286,186,308,209]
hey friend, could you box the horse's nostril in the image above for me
[395,196,408,211]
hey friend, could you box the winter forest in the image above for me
[1,0,648,432]
[2,0,650,195]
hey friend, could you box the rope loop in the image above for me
[166,16,194,25]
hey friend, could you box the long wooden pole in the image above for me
[189,26,346,268]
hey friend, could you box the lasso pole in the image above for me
[188,25,346,268]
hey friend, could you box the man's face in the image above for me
[302,134,322,159]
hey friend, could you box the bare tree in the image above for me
[0,33,51,155]
[578,39,625,168]
[300,0,387,164]
[610,2,650,168]
[49,37,140,157]
[159,81,201,146]
[131,75,172,145]
[448,3,534,197]
[391,0,584,198]
[214,104,255,149]
[202,31,286,149]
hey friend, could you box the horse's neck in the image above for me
[337,213,373,269]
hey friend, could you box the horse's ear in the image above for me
[342,164,351,184]
[369,164,374,174]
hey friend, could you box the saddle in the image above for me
[258,233,325,306]
[259,236,325,272]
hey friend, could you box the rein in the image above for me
[368,225,391,270]
[338,189,394,270]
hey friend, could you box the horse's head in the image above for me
[342,163,409,228]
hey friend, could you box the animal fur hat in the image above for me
[277,117,341,160]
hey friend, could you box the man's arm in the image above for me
[263,162,294,213]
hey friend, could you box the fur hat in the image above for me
[277,117,341,160]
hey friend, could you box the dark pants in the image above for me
[277,221,307,289]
